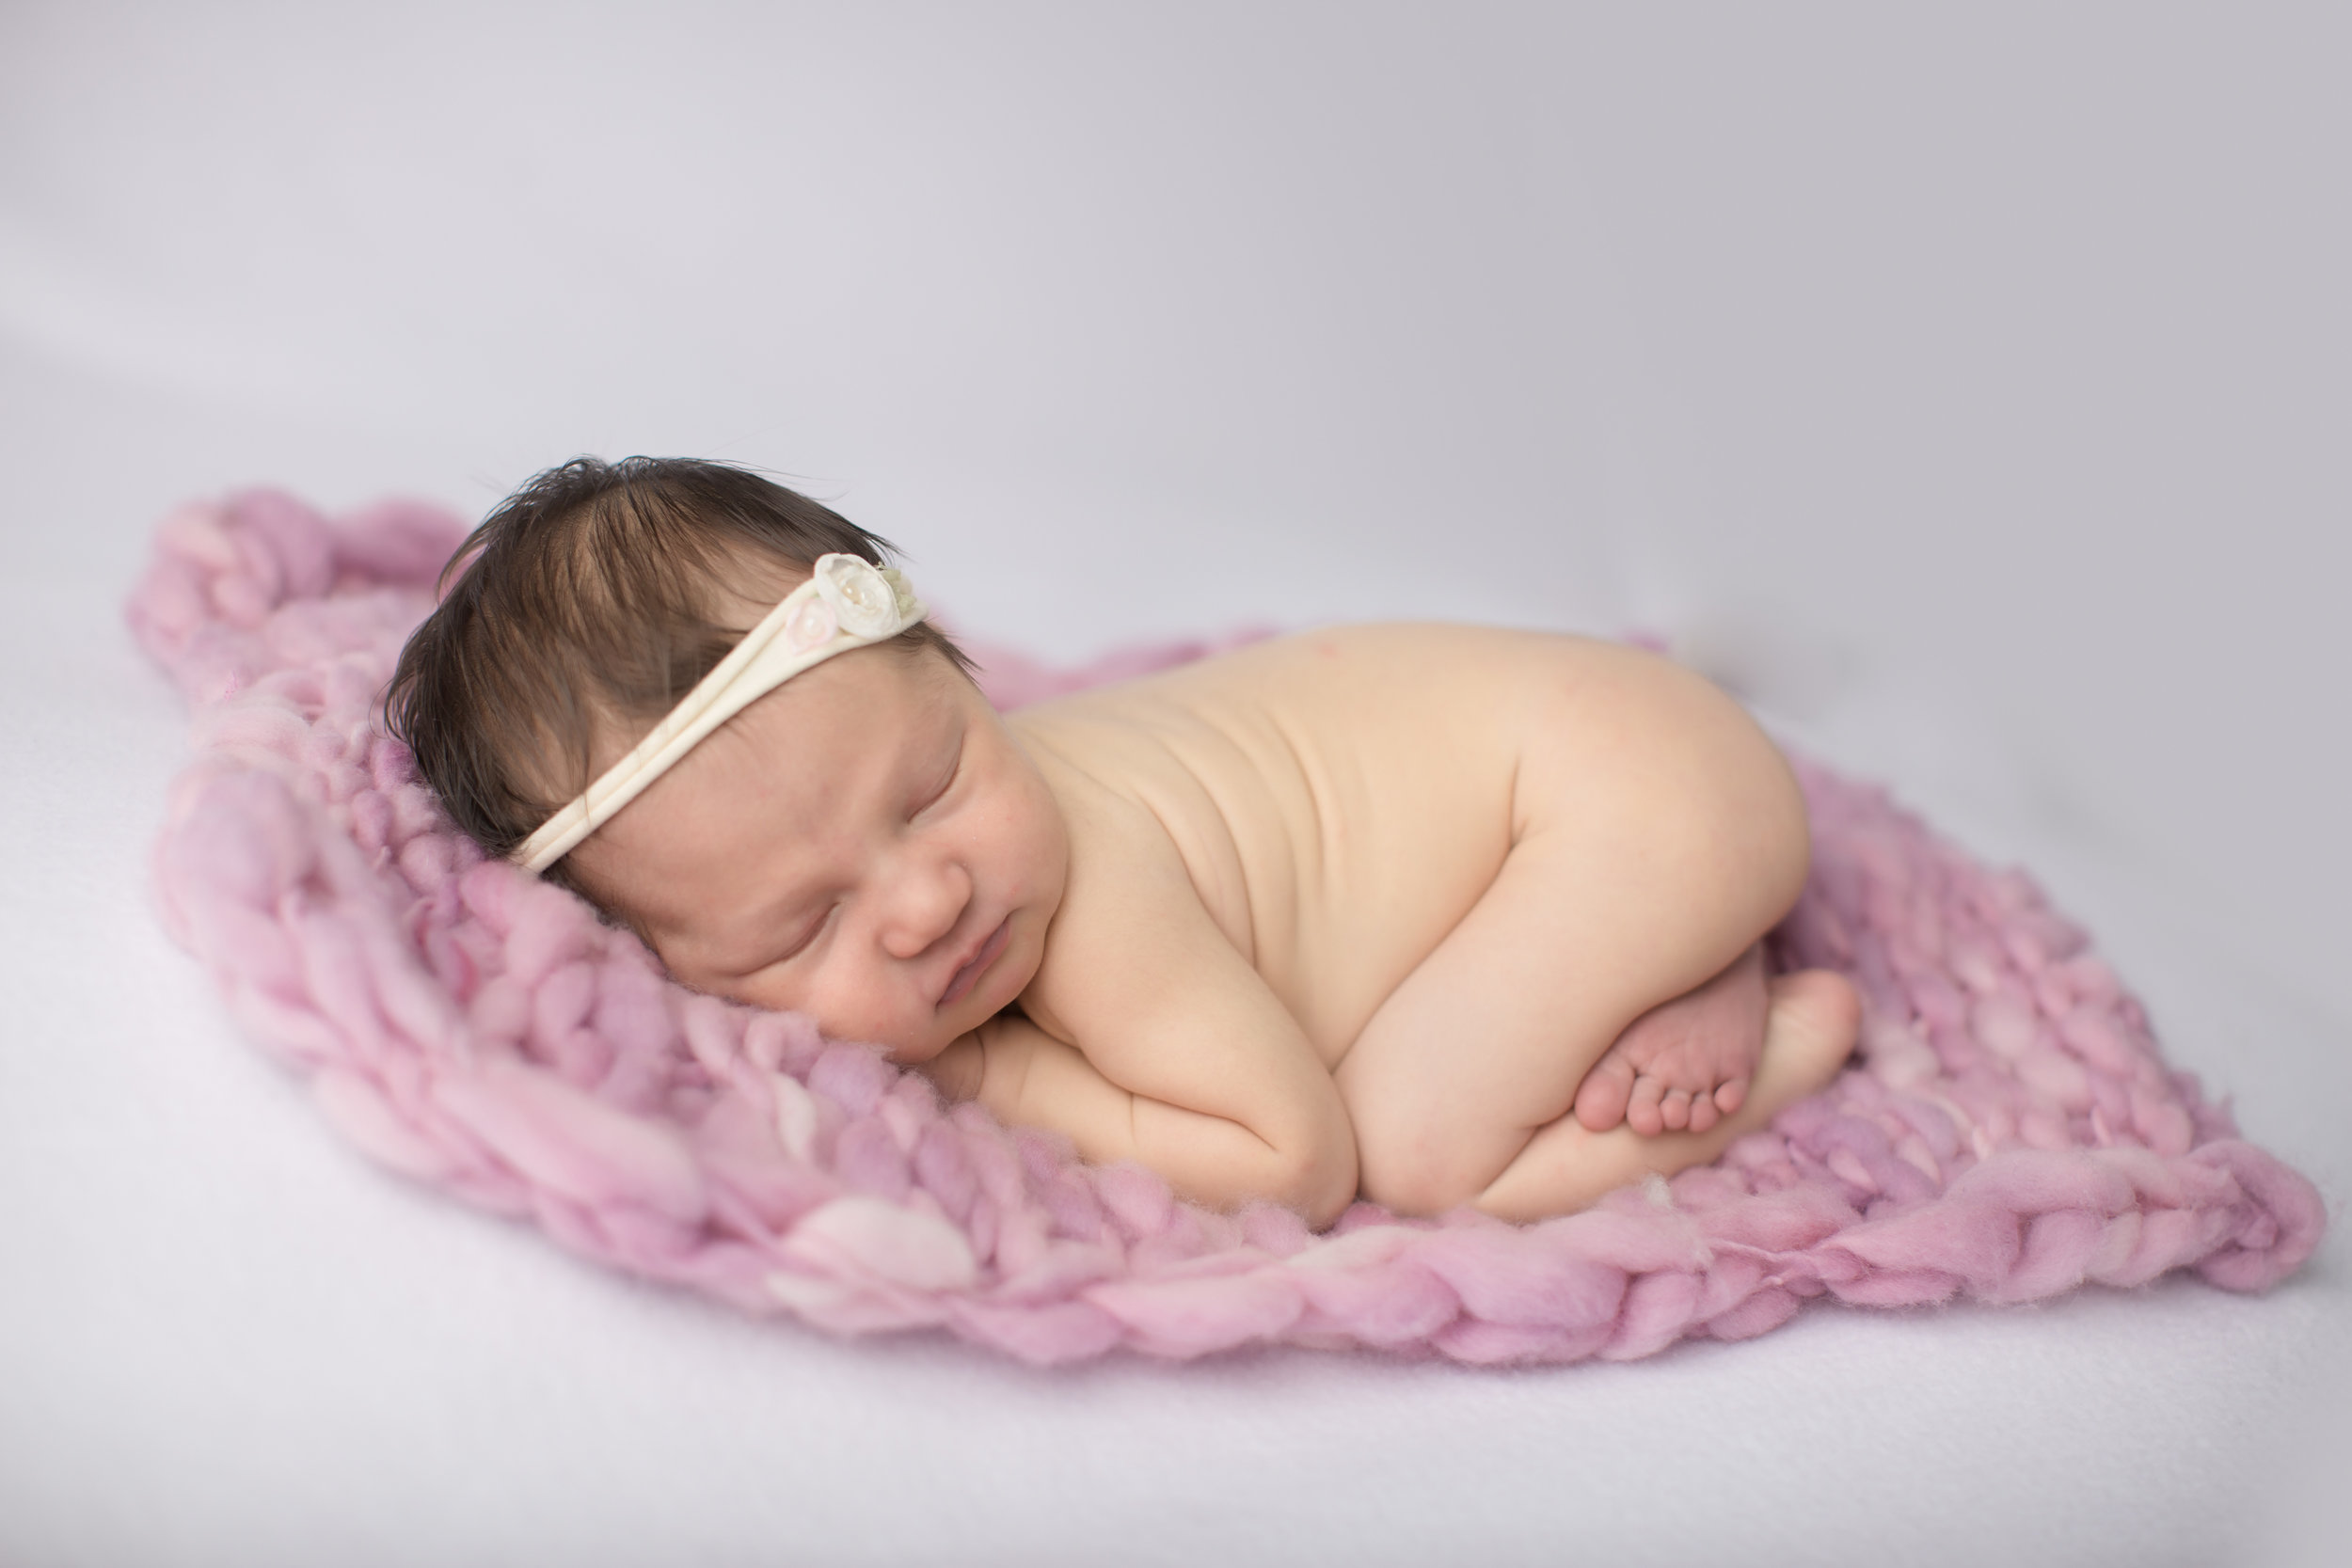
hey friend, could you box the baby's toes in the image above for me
[1626,1073,1667,1136]
[1658,1085,1693,1132]
[1573,1053,1635,1132]
[1712,1075,1749,1119]
[1684,1089,1722,1134]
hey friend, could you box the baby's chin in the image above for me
[881,1026,958,1067]
[883,939,1043,1063]
[860,997,996,1067]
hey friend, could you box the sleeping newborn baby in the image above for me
[388,457,1859,1229]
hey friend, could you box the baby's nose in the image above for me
[877,854,972,960]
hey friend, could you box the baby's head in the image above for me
[386,456,1068,1061]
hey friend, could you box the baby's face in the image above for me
[565,644,1067,1063]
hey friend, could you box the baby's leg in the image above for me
[1334,653,1856,1218]
[1477,971,1857,1223]
[1334,830,1804,1215]
[1572,942,1768,1137]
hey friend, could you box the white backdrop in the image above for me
[4,5,2344,1564]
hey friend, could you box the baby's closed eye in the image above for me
[717,902,833,980]
[908,736,964,822]
[773,905,834,962]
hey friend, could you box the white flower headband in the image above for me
[512,552,929,874]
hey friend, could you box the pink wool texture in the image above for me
[127,490,2327,1366]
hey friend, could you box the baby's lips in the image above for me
[938,916,1010,1008]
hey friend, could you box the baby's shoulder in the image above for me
[1032,622,1604,710]
[1139,621,1645,725]
[1009,622,1653,762]
[1007,622,1617,811]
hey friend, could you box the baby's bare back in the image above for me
[1009,624,1658,1068]
[973,622,1849,1223]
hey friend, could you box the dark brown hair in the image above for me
[384,455,973,897]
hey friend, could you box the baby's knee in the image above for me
[1355,1156,1481,1219]
[1347,1105,1516,1218]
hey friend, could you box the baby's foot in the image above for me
[1477,970,1859,1222]
[1573,944,1769,1136]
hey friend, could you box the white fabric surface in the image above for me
[3,6,2344,1563]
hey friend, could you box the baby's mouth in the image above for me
[938,917,1011,1009]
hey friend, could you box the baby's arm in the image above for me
[930,786,1359,1227]
[944,1005,1355,1226]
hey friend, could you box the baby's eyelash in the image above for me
[772,905,834,964]
[911,739,964,819]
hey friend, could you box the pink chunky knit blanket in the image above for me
[127,490,2327,1365]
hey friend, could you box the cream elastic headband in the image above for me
[513,552,929,874]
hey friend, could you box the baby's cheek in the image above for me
[1010,786,1071,906]
[720,971,788,1017]
[728,958,838,1028]
[806,969,937,1061]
